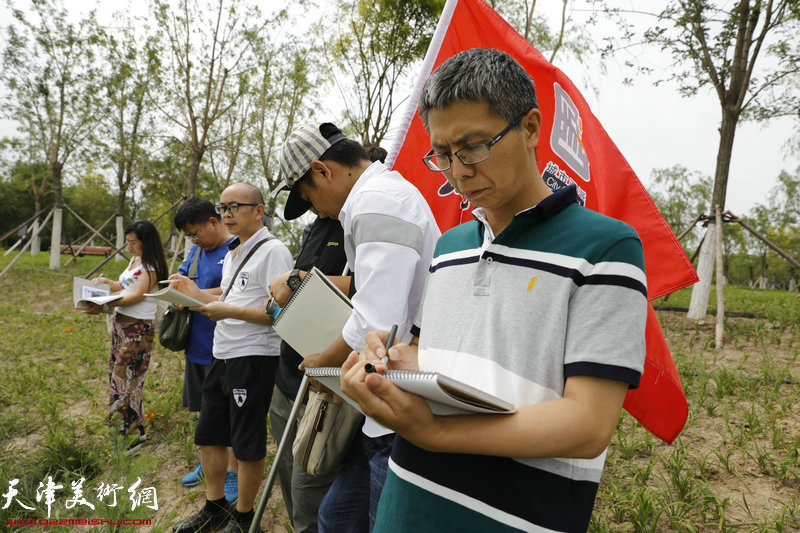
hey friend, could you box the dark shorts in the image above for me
[195,356,278,461]
[182,359,210,413]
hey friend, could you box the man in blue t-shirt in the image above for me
[173,197,238,502]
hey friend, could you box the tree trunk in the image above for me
[712,107,739,212]
[48,163,63,270]
[115,214,125,263]
[691,105,739,316]
[31,197,42,255]
[49,207,62,270]
[187,148,204,197]
[714,205,725,349]
[30,217,41,256]
[688,223,716,319]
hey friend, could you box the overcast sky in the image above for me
[1,0,797,216]
[532,3,799,217]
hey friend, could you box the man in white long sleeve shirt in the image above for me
[269,123,440,532]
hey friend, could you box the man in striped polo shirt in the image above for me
[341,48,648,532]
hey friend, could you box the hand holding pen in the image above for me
[365,324,398,374]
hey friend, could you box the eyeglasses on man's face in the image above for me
[214,202,258,215]
[422,111,527,172]
[184,221,208,241]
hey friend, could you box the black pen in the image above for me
[365,324,398,374]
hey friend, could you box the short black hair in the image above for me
[419,48,538,131]
[174,196,220,230]
[366,145,387,163]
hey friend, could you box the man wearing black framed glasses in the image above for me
[170,183,292,533]
[341,48,648,532]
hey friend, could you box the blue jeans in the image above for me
[318,432,394,533]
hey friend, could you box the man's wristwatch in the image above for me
[286,269,302,291]
[102,303,111,314]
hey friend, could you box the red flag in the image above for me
[387,0,696,444]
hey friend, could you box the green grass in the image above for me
[591,285,800,531]
[656,285,800,324]
[0,253,193,532]
[1,252,799,531]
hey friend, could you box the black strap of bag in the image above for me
[220,237,272,301]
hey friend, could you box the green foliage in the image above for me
[647,163,800,289]
[1,0,105,202]
[0,160,49,246]
[150,0,278,197]
[724,169,800,289]
[94,22,162,216]
[599,0,800,215]
[490,0,597,66]
[61,170,118,244]
[246,43,319,195]
[648,164,712,251]
[327,0,445,145]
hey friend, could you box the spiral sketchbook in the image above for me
[304,366,516,416]
[273,266,353,357]
[144,287,204,307]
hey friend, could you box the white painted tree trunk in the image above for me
[49,206,63,270]
[688,224,716,319]
[789,278,797,292]
[115,215,125,262]
[30,218,41,256]
[758,275,768,290]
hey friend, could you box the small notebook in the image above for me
[273,266,353,357]
[144,287,204,307]
[73,276,123,310]
[304,366,516,416]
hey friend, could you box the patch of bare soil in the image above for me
[157,439,290,532]
[657,310,800,528]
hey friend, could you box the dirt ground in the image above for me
[152,438,290,532]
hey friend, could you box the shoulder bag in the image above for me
[292,389,364,476]
[158,247,199,351]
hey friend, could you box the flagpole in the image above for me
[385,0,459,170]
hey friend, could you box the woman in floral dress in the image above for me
[89,221,168,449]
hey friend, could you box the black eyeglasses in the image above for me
[215,202,258,214]
[184,221,208,241]
[422,112,527,172]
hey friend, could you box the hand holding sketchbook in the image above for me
[144,287,204,307]
[305,366,516,416]
[272,266,353,357]
[73,276,123,310]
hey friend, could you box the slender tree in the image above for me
[326,0,445,146]
[1,0,104,269]
[648,165,712,252]
[600,0,800,315]
[98,24,161,260]
[150,0,276,196]
[489,0,594,65]
[245,42,318,250]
